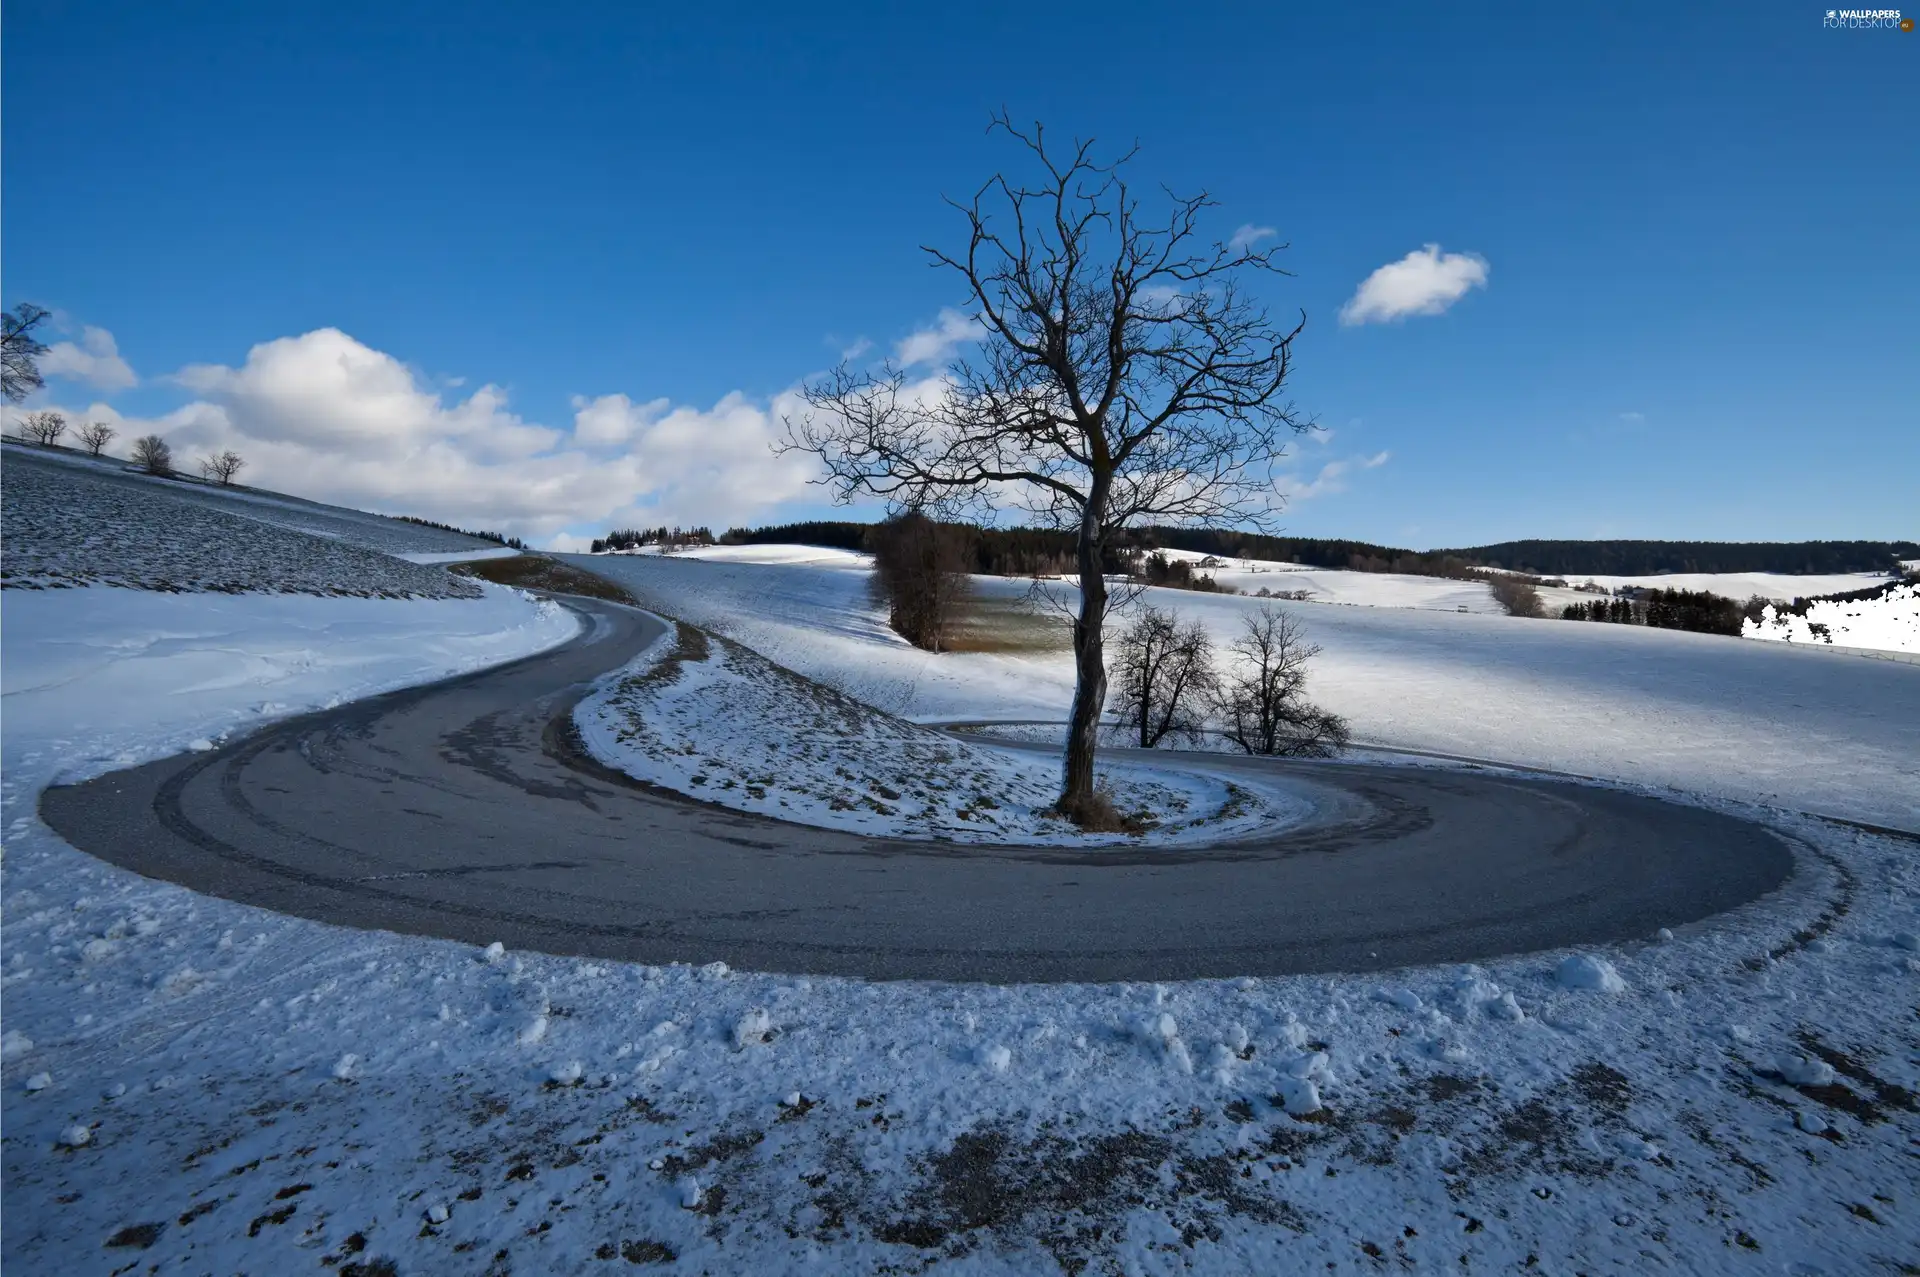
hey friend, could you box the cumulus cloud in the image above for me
[1229,224,1277,253]
[88,328,821,543]
[895,308,983,367]
[1275,450,1390,501]
[1339,244,1488,326]
[570,392,671,447]
[40,325,138,392]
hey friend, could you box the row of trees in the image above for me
[1560,587,1750,637]
[1112,605,1349,757]
[591,526,717,554]
[8,408,245,485]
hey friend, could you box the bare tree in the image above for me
[1213,606,1349,757]
[783,115,1310,821]
[1112,606,1218,750]
[131,434,173,475]
[76,421,117,457]
[2,303,52,404]
[200,449,246,485]
[866,511,973,651]
[21,410,68,446]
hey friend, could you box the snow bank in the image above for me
[1744,581,1920,654]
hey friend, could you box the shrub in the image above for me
[1487,575,1545,618]
[866,512,972,651]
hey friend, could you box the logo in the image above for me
[1823,7,1907,26]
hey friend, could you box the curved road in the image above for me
[40,597,1796,983]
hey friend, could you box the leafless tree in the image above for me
[866,512,973,651]
[1112,606,1218,750]
[21,409,68,446]
[782,115,1311,821]
[76,421,117,457]
[131,434,173,475]
[2,303,52,404]
[1213,606,1349,757]
[200,449,246,485]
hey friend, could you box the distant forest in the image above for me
[713,522,1917,579]
[1436,539,1919,577]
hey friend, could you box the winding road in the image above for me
[40,597,1796,983]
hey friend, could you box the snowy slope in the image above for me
[574,618,1301,845]
[569,552,1920,832]
[3,446,490,597]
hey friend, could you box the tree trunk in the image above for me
[1059,510,1108,816]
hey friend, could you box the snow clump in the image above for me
[1556,954,1627,993]
[733,1008,772,1050]
[1776,1053,1837,1087]
[977,1044,1012,1073]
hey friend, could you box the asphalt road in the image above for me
[39,597,1796,983]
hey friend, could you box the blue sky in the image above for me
[6,1,1916,549]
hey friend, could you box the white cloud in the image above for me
[1275,450,1391,501]
[40,325,138,392]
[895,308,983,367]
[1229,224,1276,253]
[1339,245,1488,326]
[570,392,670,447]
[1617,411,1645,423]
[83,328,823,539]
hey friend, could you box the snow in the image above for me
[2,585,578,779]
[4,530,1919,1271]
[600,542,876,569]
[3,445,490,596]
[1554,570,1890,601]
[1776,1053,1837,1087]
[1556,954,1628,993]
[1744,581,1920,654]
[395,546,522,565]
[573,615,1309,845]
[568,551,1920,831]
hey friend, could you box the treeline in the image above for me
[1560,587,1748,637]
[396,515,526,549]
[1449,539,1918,576]
[593,526,716,553]
[711,519,1918,580]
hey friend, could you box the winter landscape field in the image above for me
[7,9,1918,1272]
[3,448,1917,1275]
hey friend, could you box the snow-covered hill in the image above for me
[569,550,1920,831]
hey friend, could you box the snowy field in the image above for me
[4,568,1918,1271]
[4,502,1917,1273]
[4,441,501,557]
[569,551,1920,832]
[2,446,488,597]
[575,618,1301,845]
